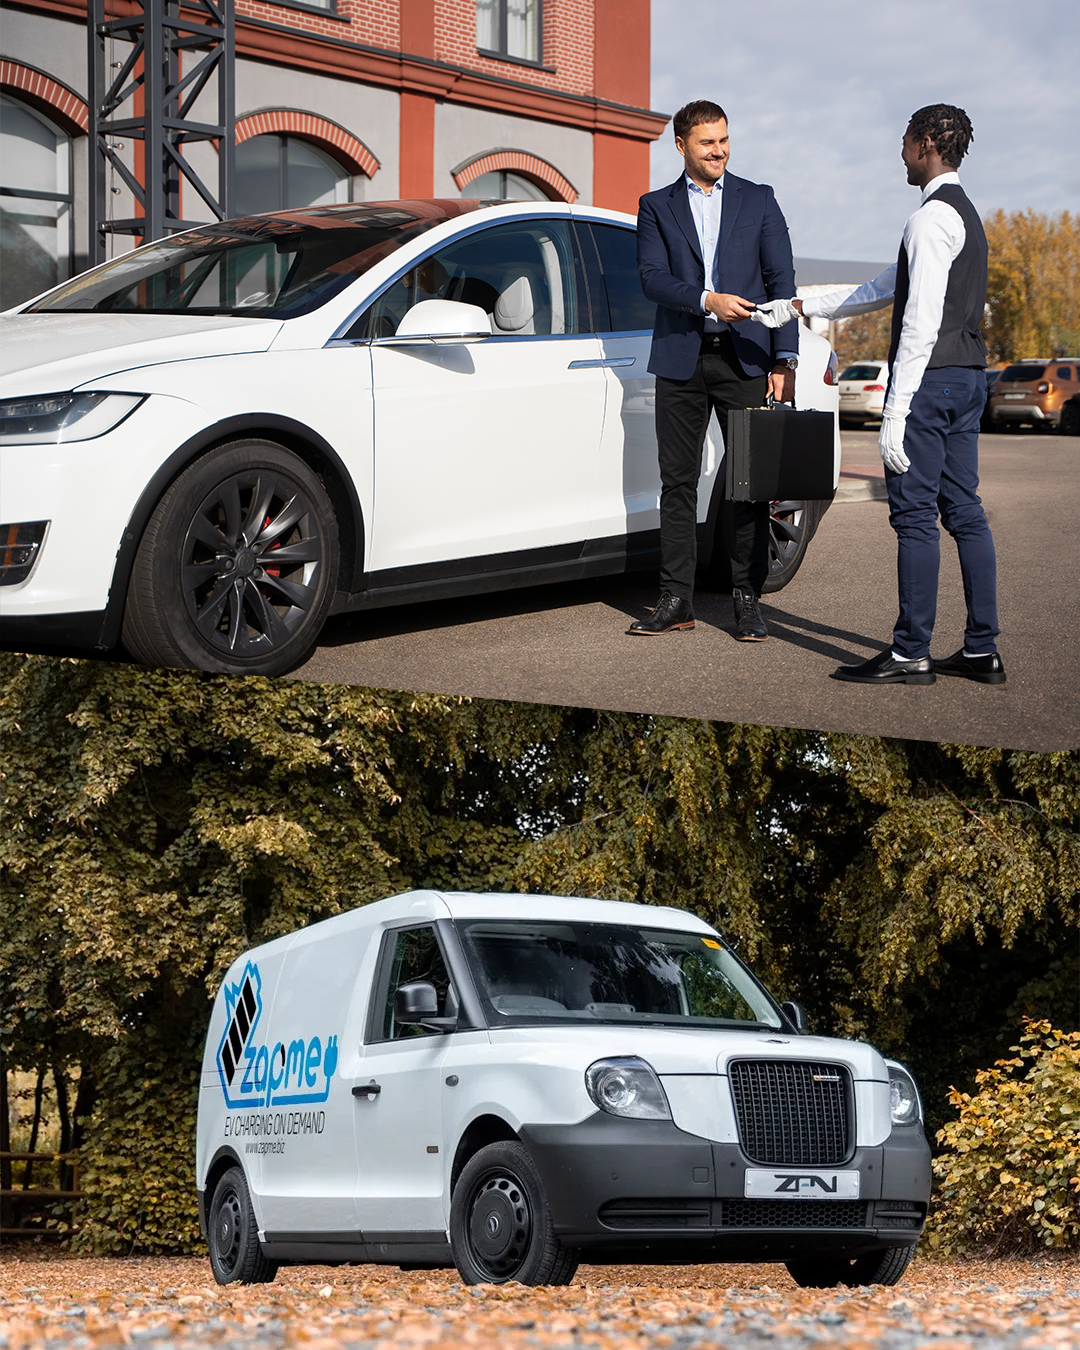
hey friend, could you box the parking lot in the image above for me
[296,429,1080,752]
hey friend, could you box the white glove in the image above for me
[749,298,799,328]
[879,410,911,474]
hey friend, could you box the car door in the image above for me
[579,220,724,544]
[353,924,464,1237]
[363,218,608,578]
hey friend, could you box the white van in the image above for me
[196,891,931,1288]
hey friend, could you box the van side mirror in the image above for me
[781,1000,807,1033]
[395,981,458,1032]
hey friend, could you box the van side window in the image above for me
[381,926,455,1040]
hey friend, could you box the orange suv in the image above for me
[988,359,1080,430]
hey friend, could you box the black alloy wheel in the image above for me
[762,499,816,593]
[207,1166,278,1285]
[122,440,339,676]
[449,1141,578,1286]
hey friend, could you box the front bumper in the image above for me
[520,1113,930,1261]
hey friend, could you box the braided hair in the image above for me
[908,104,974,168]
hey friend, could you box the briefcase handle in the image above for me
[764,391,798,412]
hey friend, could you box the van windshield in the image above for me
[458,920,783,1029]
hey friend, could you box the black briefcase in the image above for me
[725,403,836,502]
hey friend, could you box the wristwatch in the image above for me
[776,357,798,371]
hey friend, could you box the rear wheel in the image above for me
[1062,402,1080,436]
[449,1141,578,1286]
[122,440,338,676]
[786,1245,914,1288]
[207,1166,278,1285]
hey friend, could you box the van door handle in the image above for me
[352,1082,381,1098]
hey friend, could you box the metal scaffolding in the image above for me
[88,0,235,264]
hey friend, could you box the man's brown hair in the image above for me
[673,100,727,142]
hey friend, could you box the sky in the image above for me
[649,0,1080,263]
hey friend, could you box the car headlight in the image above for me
[887,1061,922,1126]
[585,1057,671,1120]
[0,392,145,445]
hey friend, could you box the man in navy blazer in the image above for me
[628,99,799,639]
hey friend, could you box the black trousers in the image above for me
[654,332,770,601]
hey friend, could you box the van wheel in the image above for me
[207,1166,278,1285]
[449,1142,578,1285]
[786,1244,914,1288]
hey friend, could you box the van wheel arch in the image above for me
[450,1114,520,1193]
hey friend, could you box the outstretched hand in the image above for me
[749,298,800,329]
[705,292,758,322]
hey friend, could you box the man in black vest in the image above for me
[753,104,1004,685]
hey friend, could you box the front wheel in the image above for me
[786,1245,914,1288]
[207,1166,278,1285]
[122,440,339,676]
[449,1141,578,1286]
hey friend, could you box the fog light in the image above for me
[0,521,49,585]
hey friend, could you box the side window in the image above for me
[1057,366,1073,381]
[353,219,586,340]
[379,926,455,1040]
[588,223,657,334]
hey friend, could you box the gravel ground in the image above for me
[1,1255,1077,1350]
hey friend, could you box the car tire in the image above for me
[700,497,819,594]
[207,1166,278,1285]
[449,1141,579,1286]
[785,1244,914,1289]
[122,440,339,676]
[1061,403,1080,436]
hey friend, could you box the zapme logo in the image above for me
[774,1174,840,1194]
[216,961,338,1109]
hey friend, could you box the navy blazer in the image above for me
[637,172,798,381]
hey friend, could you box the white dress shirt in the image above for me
[800,171,967,417]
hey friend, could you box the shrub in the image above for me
[928,1020,1080,1254]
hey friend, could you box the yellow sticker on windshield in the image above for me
[701,938,721,949]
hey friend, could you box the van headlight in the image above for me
[887,1062,922,1126]
[585,1057,671,1120]
[0,392,145,445]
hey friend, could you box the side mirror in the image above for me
[377,299,491,345]
[781,1000,807,1034]
[395,981,458,1032]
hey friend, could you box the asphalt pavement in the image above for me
[296,429,1080,751]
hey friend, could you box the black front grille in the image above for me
[720,1199,868,1229]
[729,1060,852,1165]
[599,1199,711,1230]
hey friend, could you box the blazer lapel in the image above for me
[716,173,743,270]
[665,177,703,264]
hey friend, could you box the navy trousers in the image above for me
[885,366,999,659]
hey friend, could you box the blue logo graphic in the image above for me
[216,960,338,1109]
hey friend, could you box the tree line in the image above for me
[0,654,1076,1252]
[831,209,1079,368]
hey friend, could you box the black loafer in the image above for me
[832,650,935,684]
[732,587,768,641]
[934,649,1007,684]
[627,593,695,635]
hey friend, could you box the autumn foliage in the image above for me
[930,1021,1080,1253]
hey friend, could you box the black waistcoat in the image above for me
[888,182,988,371]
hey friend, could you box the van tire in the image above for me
[449,1141,578,1286]
[207,1166,279,1285]
[785,1244,914,1288]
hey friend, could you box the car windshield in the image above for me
[840,364,884,381]
[459,920,783,1029]
[999,364,1046,381]
[26,201,486,318]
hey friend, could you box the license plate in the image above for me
[840,392,857,399]
[1004,393,1027,400]
[744,1169,860,1199]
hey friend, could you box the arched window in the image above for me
[235,134,351,216]
[462,170,549,202]
[0,93,73,308]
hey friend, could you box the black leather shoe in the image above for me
[627,593,695,635]
[732,587,768,641]
[934,649,1007,684]
[832,650,935,684]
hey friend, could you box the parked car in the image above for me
[837,360,887,425]
[980,368,1002,432]
[987,358,1080,430]
[1062,392,1080,437]
[197,890,931,1288]
[1,201,841,677]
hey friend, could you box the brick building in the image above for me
[0,0,665,307]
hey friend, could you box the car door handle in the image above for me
[352,1082,381,1098]
[567,357,636,369]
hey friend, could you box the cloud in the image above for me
[649,0,1080,260]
